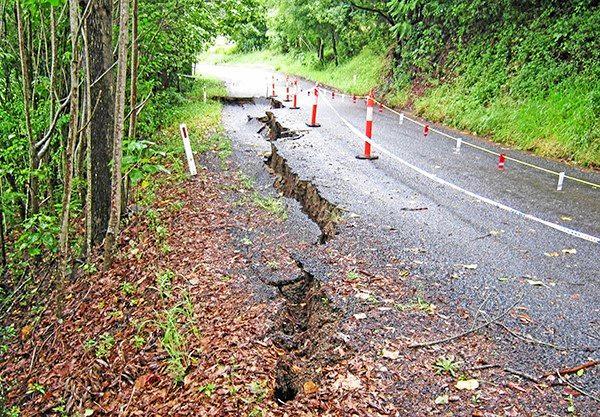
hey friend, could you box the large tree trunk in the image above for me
[86,0,115,246]
[103,0,129,269]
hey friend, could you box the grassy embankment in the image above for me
[207,47,599,168]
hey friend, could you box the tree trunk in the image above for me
[331,29,339,66]
[317,38,324,63]
[58,0,81,283]
[15,3,39,216]
[103,0,129,269]
[128,0,139,142]
[87,0,115,246]
[83,22,93,260]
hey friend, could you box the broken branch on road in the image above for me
[409,296,523,348]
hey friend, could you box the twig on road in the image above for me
[544,360,599,378]
[409,296,523,348]
[503,367,540,383]
[556,371,600,403]
[469,290,492,332]
[495,321,567,351]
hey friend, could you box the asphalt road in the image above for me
[196,63,600,378]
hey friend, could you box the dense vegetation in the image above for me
[226,0,600,166]
[0,0,244,335]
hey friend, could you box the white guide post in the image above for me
[557,172,565,191]
[179,123,197,176]
[454,138,462,154]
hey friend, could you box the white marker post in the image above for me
[399,113,404,125]
[454,138,462,154]
[557,172,565,191]
[179,123,197,176]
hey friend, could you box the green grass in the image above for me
[412,76,600,167]
[251,193,287,220]
[213,47,387,96]
[157,78,229,160]
[157,306,189,383]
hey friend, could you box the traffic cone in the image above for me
[290,80,300,110]
[306,87,320,127]
[498,154,506,170]
[356,95,379,160]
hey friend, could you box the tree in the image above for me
[103,0,130,268]
[87,0,115,246]
[58,0,81,283]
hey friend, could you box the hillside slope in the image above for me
[221,0,599,167]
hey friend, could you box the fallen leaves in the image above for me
[544,248,577,257]
[455,379,480,390]
[524,278,555,288]
[434,394,449,405]
[381,348,400,360]
[334,372,362,390]
[303,380,318,395]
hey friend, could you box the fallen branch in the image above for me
[556,371,600,403]
[503,366,540,383]
[544,360,599,378]
[495,321,567,351]
[409,297,522,348]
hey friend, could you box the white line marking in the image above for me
[319,95,600,244]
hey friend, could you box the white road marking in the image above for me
[320,95,600,244]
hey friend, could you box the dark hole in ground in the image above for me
[268,258,340,404]
[274,361,298,402]
[215,96,255,105]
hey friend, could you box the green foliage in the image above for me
[123,139,169,186]
[264,0,389,65]
[198,382,217,397]
[84,332,116,359]
[14,214,60,259]
[433,356,460,377]
[387,0,600,165]
[0,325,16,358]
[156,269,175,299]
[216,0,268,52]
[120,282,137,297]
[252,193,287,220]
